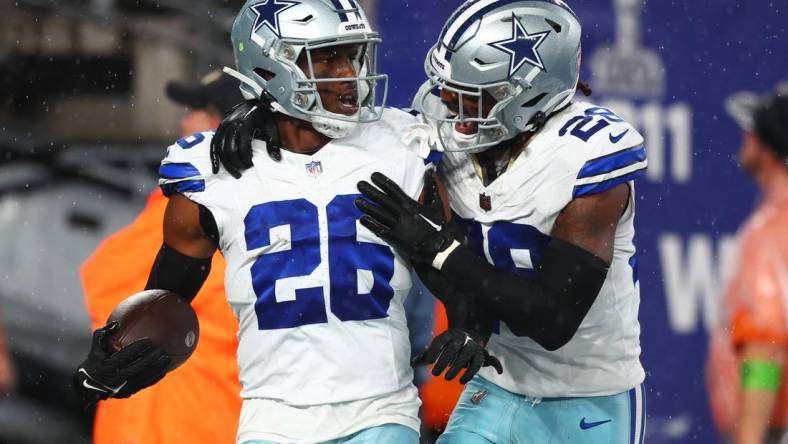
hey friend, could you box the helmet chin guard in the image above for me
[311,114,360,139]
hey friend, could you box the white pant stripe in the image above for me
[633,384,644,444]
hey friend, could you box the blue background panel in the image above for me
[376,1,787,442]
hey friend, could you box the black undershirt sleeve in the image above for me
[145,244,212,303]
[440,238,609,351]
[198,204,219,243]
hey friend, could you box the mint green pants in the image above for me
[438,376,646,444]
[242,423,418,444]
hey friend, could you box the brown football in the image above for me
[107,289,199,372]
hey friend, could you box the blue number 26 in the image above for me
[244,195,395,330]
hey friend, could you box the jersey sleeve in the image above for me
[158,131,216,199]
[571,118,647,198]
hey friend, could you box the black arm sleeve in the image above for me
[413,264,496,343]
[440,238,609,351]
[145,244,212,303]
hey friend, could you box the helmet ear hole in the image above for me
[254,68,277,81]
[522,93,548,108]
[545,18,562,33]
[251,68,280,104]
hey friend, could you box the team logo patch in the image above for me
[471,390,488,405]
[479,193,492,211]
[305,160,323,178]
[250,0,300,38]
[489,13,550,77]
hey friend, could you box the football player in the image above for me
[72,1,499,443]
[213,0,649,442]
[355,1,648,442]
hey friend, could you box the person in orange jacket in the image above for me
[418,302,464,442]
[81,70,244,444]
[708,86,788,444]
[0,314,13,397]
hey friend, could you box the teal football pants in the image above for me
[242,423,418,444]
[437,376,646,444]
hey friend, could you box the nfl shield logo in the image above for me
[305,161,323,178]
[471,390,488,405]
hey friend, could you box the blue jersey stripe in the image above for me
[424,150,443,166]
[160,180,206,197]
[577,145,646,179]
[629,255,639,284]
[573,168,645,198]
[159,162,201,181]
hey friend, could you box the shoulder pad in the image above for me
[378,107,420,129]
[352,108,441,167]
[158,131,215,197]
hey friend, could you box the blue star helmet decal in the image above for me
[250,0,300,39]
[489,13,551,77]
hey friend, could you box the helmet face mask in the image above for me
[415,0,582,153]
[288,38,385,122]
[418,62,521,153]
[229,0,388,137]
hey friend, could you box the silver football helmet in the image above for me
[415,0,582,153]
[226,0,388,138]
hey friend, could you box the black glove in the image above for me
[355,172,455,265]
[413,262,501,382]
[413,328,503,384]
[74,322,171,407]
[210,99,281,178]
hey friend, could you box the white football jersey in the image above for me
[441,101,647,398]
[158,109,435,439]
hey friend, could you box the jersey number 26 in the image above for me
[244,195,395,330]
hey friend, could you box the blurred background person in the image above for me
[417,303,463,442]
[80,70,243,444]
[708,85,788,444]
[0,316,14,397]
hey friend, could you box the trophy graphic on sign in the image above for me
[589,0,665,98]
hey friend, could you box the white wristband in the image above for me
[431,240,461,271]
